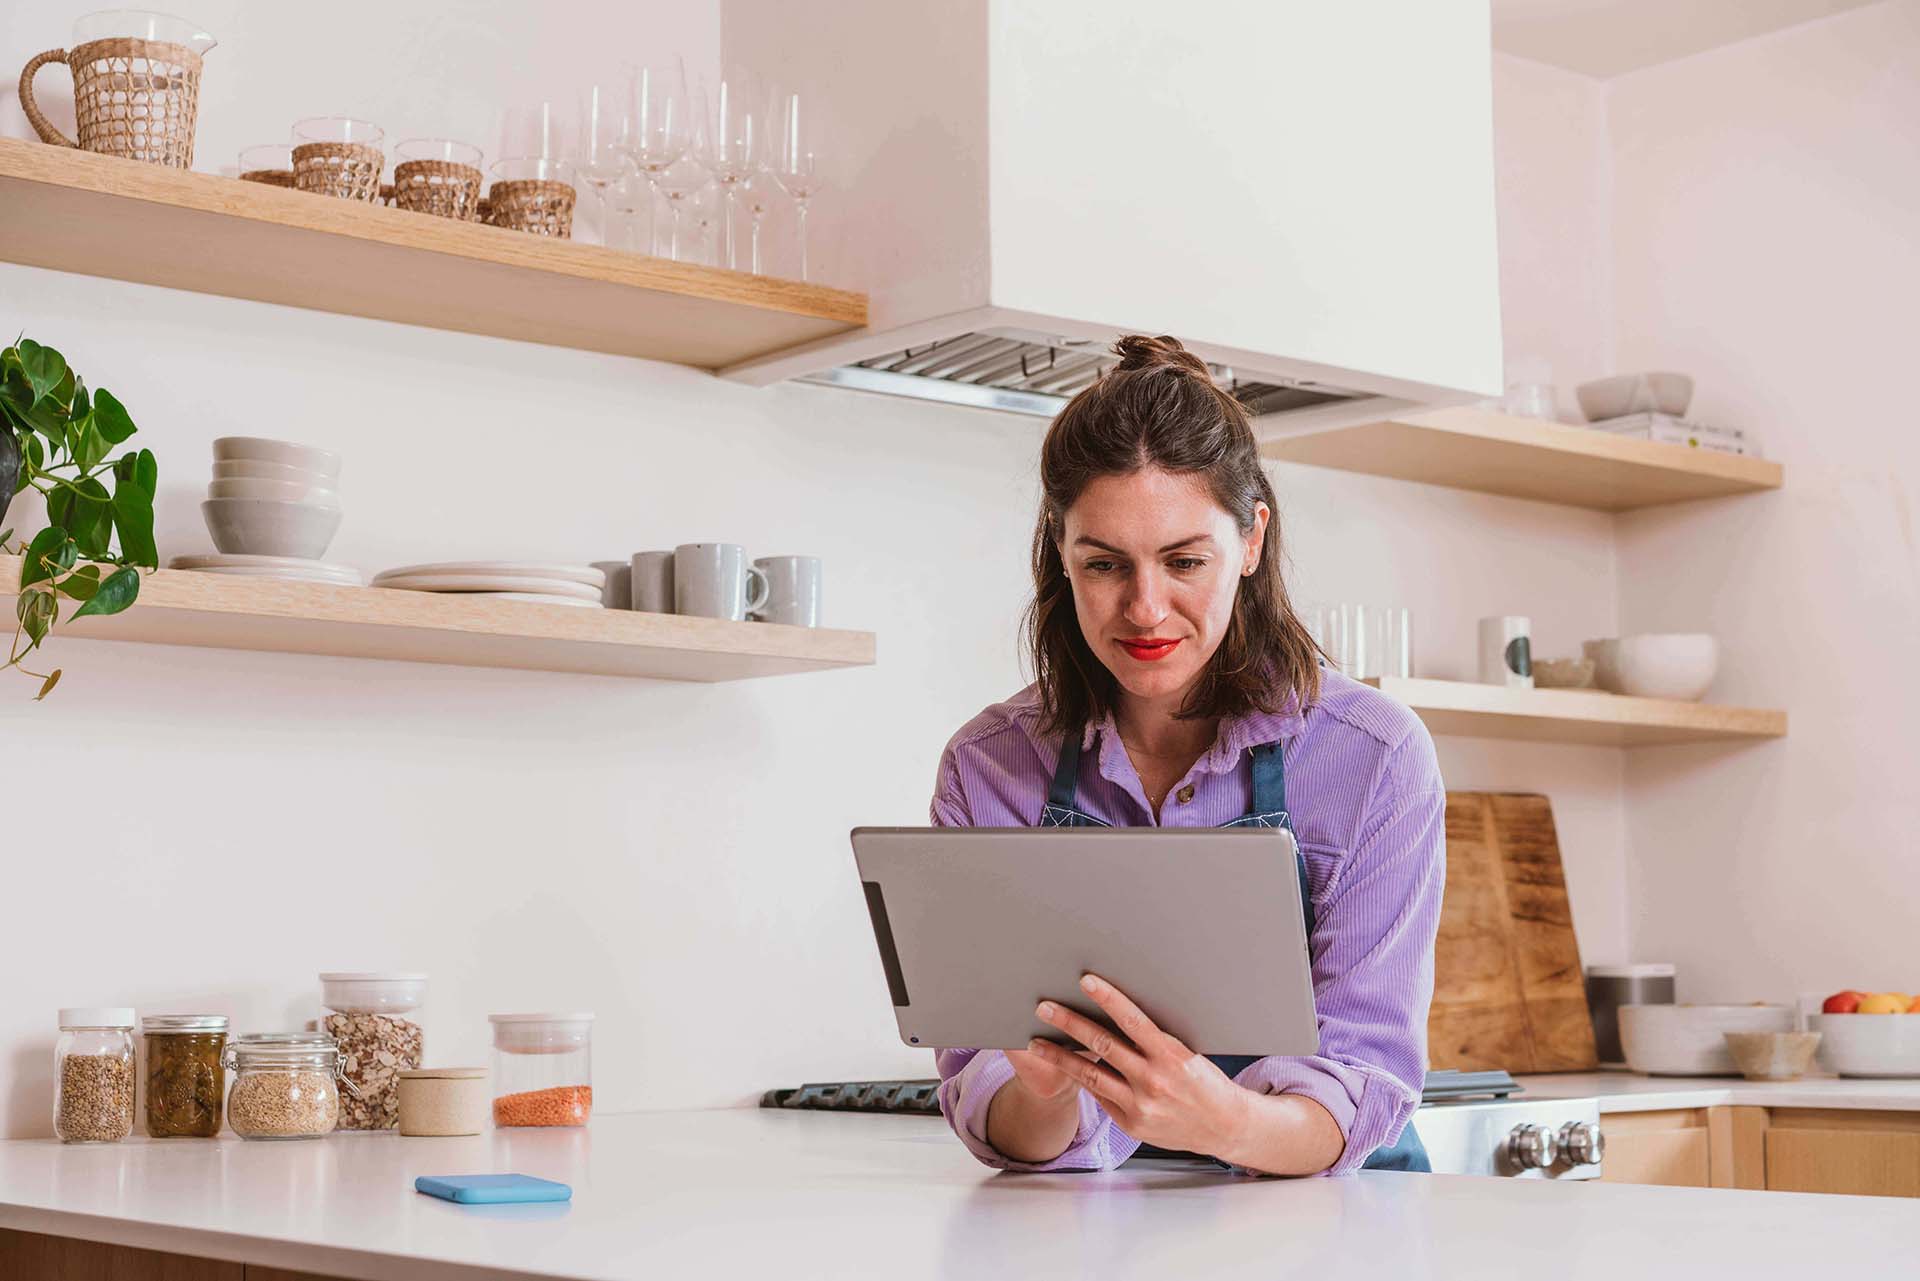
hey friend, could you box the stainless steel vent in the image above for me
[797,332,1368,420]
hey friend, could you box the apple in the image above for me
[1908,995,1920,1014]
[1823,990,1865,1014]
[1857,993,1910,1015]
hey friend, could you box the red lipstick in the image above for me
[1117,637,1182,662]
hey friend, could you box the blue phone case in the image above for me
[415,1174,573,1204]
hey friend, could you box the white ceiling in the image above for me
[1491,0,1883,77]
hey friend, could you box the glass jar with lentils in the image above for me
[54,1007,137,1143]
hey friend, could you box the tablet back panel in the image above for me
[850,827,1319,1057]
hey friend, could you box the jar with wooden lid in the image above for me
[222,1033,349,1139]
[54,1008,136,1143]
[143,1014,228,1137]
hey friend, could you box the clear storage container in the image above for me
[54,1008,136,1143]
[489,1013,593,1127]
[142,1014,228,1137]
[223,1033,347,1139]
[320,972,426,1130]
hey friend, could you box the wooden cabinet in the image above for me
[0,1229,344,1280]
[1599,1105,1920,1198]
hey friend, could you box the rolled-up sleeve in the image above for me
[927,742,1138,1171]
[1235,733,1445,1176]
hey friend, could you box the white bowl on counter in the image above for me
[1583,634,1719,701]
[212,436,342,479]
[1619,1003,1795,1075]
[208,477,341,505]
[1809,1014,1920,1078]
[202,498,343,560]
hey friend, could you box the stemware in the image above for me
[620,60,694,256]
[708,71,766,270]
[742,170,779,275]
[576,81,633,246]
[770,90,826,281]
[653,83,712,262]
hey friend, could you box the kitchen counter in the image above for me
[1516,1069,1920,1112]
[3,1108,1917,1280]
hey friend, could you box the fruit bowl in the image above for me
[1809,1013,1920,1078]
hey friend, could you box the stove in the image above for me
[762,1069,1604,1179]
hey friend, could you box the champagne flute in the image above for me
[743,170,778,275]
[708,71,765,270]
[771,89,826,281]
[654,83,711,262]
[620,60,692,256]
[575,81,633,246]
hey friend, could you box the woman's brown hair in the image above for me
[1023,334,1323,736]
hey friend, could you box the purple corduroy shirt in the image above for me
[928,667,1445,1176]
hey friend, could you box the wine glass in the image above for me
[620,60,693,256]
[708,71,766,270]
[743,169,779,275]
[653,83,711,262]
[575,81,633,246]
[771,89,826,281]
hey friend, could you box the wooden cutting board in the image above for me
[1428,792,1597,1073]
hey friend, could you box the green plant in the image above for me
[0,337,158,699]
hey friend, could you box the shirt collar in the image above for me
[1084,692,1307,780]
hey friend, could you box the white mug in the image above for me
[748,556,822,627]
[1479,616,1533,689]
[674,543,769,621]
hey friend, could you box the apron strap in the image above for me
[1046,731,1084,812]
[1249,741,1287,816]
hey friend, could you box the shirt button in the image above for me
[1176,785,1195,804]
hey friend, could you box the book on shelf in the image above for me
[1582,412,1761,458]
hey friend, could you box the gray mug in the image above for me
[673,543,768,621]
[749,555,822,627]
[631,550,675,613]
[591,560,632,610]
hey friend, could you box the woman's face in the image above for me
[1059,466,1269,710]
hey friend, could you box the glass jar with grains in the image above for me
[54,1007,137,1143]
[142,1014,228,1138]
[319,972,426,1130]
[222,1033,350,1139]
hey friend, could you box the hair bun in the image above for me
[1111,334,1211,379]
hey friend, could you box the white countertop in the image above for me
[1516,1069,1920,1112]
[4,1107,1918,1280]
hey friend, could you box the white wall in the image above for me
[1604,0,1920,1002]
[0,10,1627,1135]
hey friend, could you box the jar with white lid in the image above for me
[489,1013,593,1127]
[319,971,426,1130]
[142,1014,229,1137]
[222,1033,349,1139]
[54,1007,136,1143]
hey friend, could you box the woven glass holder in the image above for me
[239,169,293,187]
[292,142,384,201]
[19,37,204,168]
[393,160,484,221]
[488,180,576,238]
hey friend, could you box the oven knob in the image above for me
[1506,1123,1559,1170]
[1559,1120,1604,1167]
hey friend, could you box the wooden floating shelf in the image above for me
[1260,407,1783,512]
[0,556,875,682]
[1367,676,1786,747]
[0,137,867,370]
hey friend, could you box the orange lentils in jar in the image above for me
[488,1013,593,1128]
[492,1085,593,1127]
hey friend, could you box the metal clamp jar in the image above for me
[222,1033,353,1140]
[143,1014,228,1137]
[489,1013,593,1127]
[55,1007,136,1143]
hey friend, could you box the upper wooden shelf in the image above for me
[0,556,874,682]
[1260,407,1783,512]
[1367,676,1786,747]
[0,138,867,370]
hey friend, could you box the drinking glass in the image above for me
[771,89,826,281]
[743,170,779,275]
[653,83,711,262]
[709,71,766,270]
[620,60,693,256]
[575,81,633,246]
[499,102,567,163]
[1307,603,1412,679]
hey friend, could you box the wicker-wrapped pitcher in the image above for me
[18,11,217,169]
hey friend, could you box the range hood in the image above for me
[720,0,1503,431]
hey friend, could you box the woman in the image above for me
[930,335,1444,1177]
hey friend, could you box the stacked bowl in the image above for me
[177,437,357,584]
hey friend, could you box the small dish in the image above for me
[373,573,604,602]
[1532,657,1596,689]
[373,562,605,589]
[1723,1031,1822,1081]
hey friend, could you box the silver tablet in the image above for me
[850,826,1318,1056]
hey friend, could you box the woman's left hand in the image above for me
[1027,972,1252,1161]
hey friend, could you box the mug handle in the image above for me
[744,566,771,620]
[18,49,79,149]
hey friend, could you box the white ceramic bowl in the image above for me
[212,458,336,483]
[1809,1013,1920,1078]
[1582,634,1719,701]
[207,477,341,505]
[1619,1003,1795,1075]
[202,498,343,559]
[1575,371,1695,421]
[212,436,342,479]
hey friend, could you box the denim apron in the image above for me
[1039,730,1430,1173]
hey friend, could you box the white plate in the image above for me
[466,592,604,608]
[179,566,364,585]
[373,562,605,588]
[170,553,361,575]
[375,574,604,602]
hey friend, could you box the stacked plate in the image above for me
[372,562,606,608]
[168,553,364,585]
